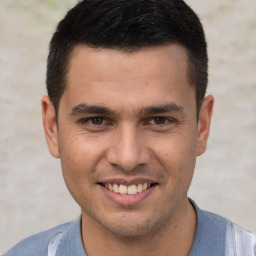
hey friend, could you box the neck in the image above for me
[81,199,196,256]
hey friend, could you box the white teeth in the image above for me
[142,183,147,190]
[128,185,137,195]
[137,184,143,193]
[104,182,153,195]
[113,184,119,193]
[119,185,128,194]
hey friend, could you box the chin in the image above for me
[99,212,169,238]
[105,223,153,238]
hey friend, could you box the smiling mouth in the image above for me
[98,183,157,195]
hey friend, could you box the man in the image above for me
[3,0,256,255]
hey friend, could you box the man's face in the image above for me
[43,44,213,237]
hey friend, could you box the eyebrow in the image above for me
[138,104,184,115]
[71,103,184,117]
[71,104,116,116]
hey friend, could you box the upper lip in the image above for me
[97,178,159,186]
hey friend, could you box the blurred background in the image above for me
[0,0,255,253]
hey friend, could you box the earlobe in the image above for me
[41,95,60,158]
[196,95,214,156]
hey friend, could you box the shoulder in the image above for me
[225,221,256,255]
[189,199,256,256]
[191,199,230,236]
[2,221,74,256]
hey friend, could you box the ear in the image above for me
[196,95,214,156]
[41,96,60,158]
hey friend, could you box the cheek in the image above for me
[58,133,103,189]
[151,132,197,183]
[58,136,98,206]
[59,131,106,167]
[152,132,197,163]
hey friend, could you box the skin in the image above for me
[42,44,214,256]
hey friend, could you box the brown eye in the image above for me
[91,117,104,125]
[153,117,166,125]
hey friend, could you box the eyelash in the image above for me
[79,116,176,127]
[145,117,175,125]
[80,117,110,126]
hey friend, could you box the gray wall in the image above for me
[0,0,255,253]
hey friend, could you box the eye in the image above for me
[79,116,109,127]
[147,117,173,125]
[90,117,104,125]
[143,116,178,132]
[152,117,167,125]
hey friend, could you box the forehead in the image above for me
[67,43,189,85]
[62,44,195,113]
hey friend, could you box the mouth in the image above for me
[98,182,157,195]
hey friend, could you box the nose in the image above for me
[106,124,151,171]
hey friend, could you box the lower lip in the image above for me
[99,185,157,206]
